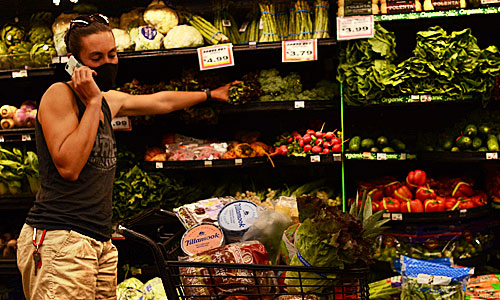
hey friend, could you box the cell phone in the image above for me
[65,55,83,76]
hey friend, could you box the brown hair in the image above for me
[64,21,112,60]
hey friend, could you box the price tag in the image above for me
[420,95,432,102]
[294,101,305,109]
[51,57,60,64]
[155,162,163,169]
[22,134,31,141]
[363,152,371,159]
[333,154,342,161]
[204,160,213,167]
[249,41,257,48]
[12,70,28,78]
[391,213,403,221]
[377,153,387,161]
[310,155,321,163]
[235,158,243,166]
[239,21,249,33]
[282,39,318,63]
[259,17,264,30]
[0,135,4,142]
[486,152,498,160]
[400,153,407,160]
[383,213,390,219]
[60,56,69,63]
[111,116,132,131]
[460,209,467,217]
[197,44,235,71]
[336,15,374,41]
[222,19,231,27]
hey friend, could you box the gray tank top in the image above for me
[26,83,117,241]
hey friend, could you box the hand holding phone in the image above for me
[65,55,83,76]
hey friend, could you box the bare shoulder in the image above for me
[103,89,129,118]
[38,82,77,123]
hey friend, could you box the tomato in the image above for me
[400,199,424,213]
[381,197,400,212]
[415,186,437,201]
[406,170,427,187]
[393,186,413,202]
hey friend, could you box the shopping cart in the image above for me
[117,209,370,300]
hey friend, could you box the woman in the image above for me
[17,14,231,300]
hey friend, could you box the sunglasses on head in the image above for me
[69,13,109,29]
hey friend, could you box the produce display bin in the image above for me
[118,210,370,300]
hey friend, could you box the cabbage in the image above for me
[112,29,133,52]
[143,0,178,34]
[163,25,203,49]
[133,26,163,51]
[117,277,144,300]
[142,277,167,300]
[120,8,145,32]
[52,13,77,35]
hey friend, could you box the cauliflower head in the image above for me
[133,26,164,51]
[112,29,133,51]
[163,25,203,49]
[143,0,178,34]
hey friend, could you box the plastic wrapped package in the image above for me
[174,197,234,228]
[466,274,500,299]
[167,143,228,161]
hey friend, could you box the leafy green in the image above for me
[0,146,40,195]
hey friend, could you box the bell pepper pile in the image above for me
[272,128,344,157]
[358,169,489,214]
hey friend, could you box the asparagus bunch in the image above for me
[288,6,298,40]
[259,1,280,43]
[313,0,330,39]
[213,0,241,44]
[294,0,313,40]
[276,4,289,41]
[181,12,229,45]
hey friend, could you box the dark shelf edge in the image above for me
[0,196,35,210]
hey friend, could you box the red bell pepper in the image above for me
[381,197,400,212]
[458,197,476,210]
[451,181,475,197]
[393,185,413,202]
[415,186,437,201]
[406,170,427,187]
[424,199,445,212]
[444,197,459,211]
[368,188,384,203]
[400,199,424,213]
[472,191,488,207]
[372,201,381,212]
[384,181,401,197]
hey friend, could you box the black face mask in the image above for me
[93,63,118,92]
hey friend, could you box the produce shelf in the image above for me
[345,152,417,161]
[373,7,500,22]
[0,196,34,210]
[381,205,490,223]
[220,100,337,113]
[144,154,342,170]
[419,151,500,162]
[0,128,35,143]
[0,260,19,275]
[0,67,56,80]
[50,39,337,62]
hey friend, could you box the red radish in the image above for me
[287,137,293,143]
[299,139,305,147]
[315,138,323,146]
[291,131,299,137]
[331,137,341,145]
[312,146,322,154]
[306,130,315,135]
[303,134,311,144]
[315,131,323,138]
[332,144,342,152]
[322,148,330,154]
[304,144,312,152]
[323,141,331,148]
[325,132,334,140]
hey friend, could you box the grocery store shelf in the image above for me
[419,151,500,162]
[0,260,19,275]
[220,100,336,113]
[0,128,35,143]
[382,205,490,223]
[0,196,34,210]
[144,154,342,170]
[345,152,416,161]
[0,67,56,80]
[374,7,500,22]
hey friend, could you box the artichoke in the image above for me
[1,24,25,47]
[30,12,54,27]
[30,43,56,67]
[0,41,12,69]
[8,42,32,68]
[28,26,53,45]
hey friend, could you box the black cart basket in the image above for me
[117,209,370,300]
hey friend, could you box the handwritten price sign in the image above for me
[111,116,132,131]
[197,44,235,71]
[282,39,318,63]
[336,15,374,40]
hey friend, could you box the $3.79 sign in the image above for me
[197,44,235,71]
[282,39,318,63]
[336,15,374,41]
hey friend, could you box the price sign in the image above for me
[391,213,403,221]
[155,162,163,169]
[111,116,132,131]
[235,158,243,166]
[400,153,407,160]
[420,95,432,102]
[383,213,391,219]
[282,39,318,63]
[0,135,4,143]
[12,70,28,78]
[60,56,69,63]
[336,15,374,41]
[310,155,321,163]
[333,153,342,161]
[377,153,387,161]
[363,152,372,159]
[197,44,235,71]
[204,160,213,167]
[486,152,498,160]
[22,134,31,141]
[294,101,305,109]
[52,57,60,64]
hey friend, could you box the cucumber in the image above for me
[361,138,375,150]
[472,137,482,150]
[487,135,499,151]
[382,147,395,153]
[349,136,361,152]
[464,124,478,138]
[376,136,389,147]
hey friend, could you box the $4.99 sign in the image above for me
[282,39,318,63]
[197,44,235,71]
[336,15,374,41]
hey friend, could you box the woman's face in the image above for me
[78,31,118,68]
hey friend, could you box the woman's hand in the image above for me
[211,81,241,102]
[72,66,102,105]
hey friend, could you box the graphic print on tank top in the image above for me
[88,125,117,171]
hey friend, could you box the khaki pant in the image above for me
[17,224,118,300]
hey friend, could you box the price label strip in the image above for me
[282,39,318,63]
[294,101,305,109]
[0,135,4,143]
[486,152,498,160]
[22,134,31,141]
[310,155,321,163]
[111,116,132,131]
[198,44,235,71]
[12,70,28,78]
[336,15,374,41]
